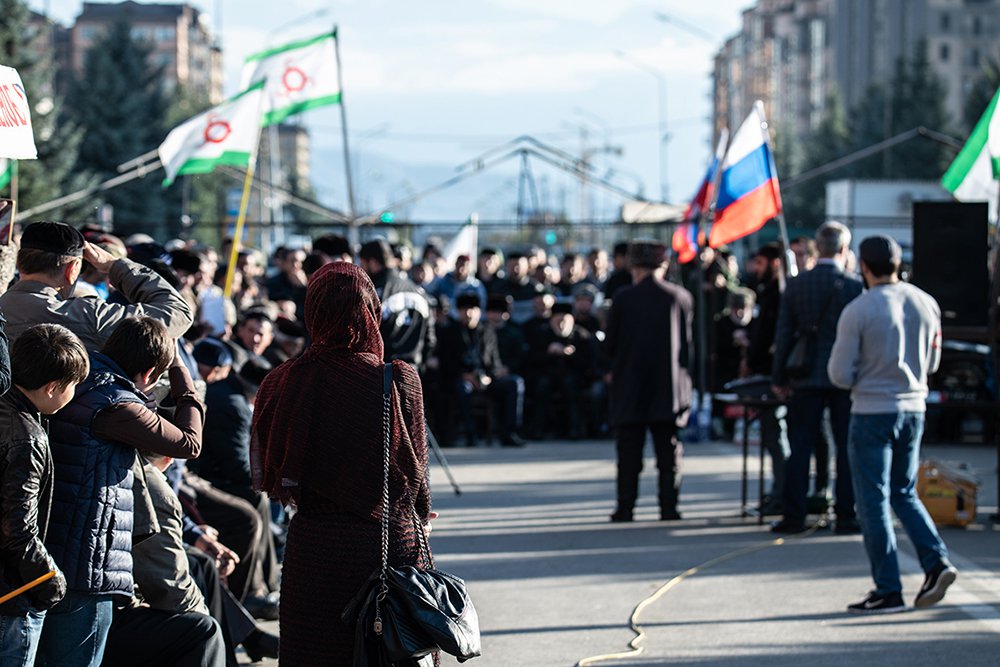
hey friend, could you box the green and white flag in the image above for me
[157,82,266,186]
[942,85,1000,220]
[0,159,11,191]
[241,29,341,127]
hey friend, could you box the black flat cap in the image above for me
[455,292,481,309]
[192,338,234,368]
[551,301,574,315]
[20,221,85,257]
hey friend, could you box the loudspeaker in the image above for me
[911,202,988,327]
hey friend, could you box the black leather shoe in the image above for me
[770,519,808,534]
[243,629,279,662]
[609,510,633,523]
[243,594,280,621]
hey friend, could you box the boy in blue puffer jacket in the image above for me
[38,317,204,667]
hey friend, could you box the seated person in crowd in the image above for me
[484,294,526,377]
[427,253,487,314]
[233,310,274,365]
[264,247,308,318]
[40,317,204,665]
[436,292,525,448]
[0,221,193,348]
[526,302,600,439]
[488,251,541,324]
[0,325,88,664]
[184,341,280,618]
[572,284,603,337]
[556,252,589,297]
[103,451,227,667]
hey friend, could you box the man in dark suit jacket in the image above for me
[605,241,693,522]
[771,222,864,534]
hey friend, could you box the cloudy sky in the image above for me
[34,0,753,220]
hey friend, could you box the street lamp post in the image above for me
[615,50,668,203]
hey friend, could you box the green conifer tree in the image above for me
[66,19,168,238]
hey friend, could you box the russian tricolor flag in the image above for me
[673,129,728,264]
[708,102,782,248]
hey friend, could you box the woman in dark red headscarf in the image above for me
[251,262,432,664]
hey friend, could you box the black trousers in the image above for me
[214,483,282,595]
[783,387,854,523]
[187,547,258,667]
[615,422,683,514]
[184,473,263,601]
[102,607,225,667]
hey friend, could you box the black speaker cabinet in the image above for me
[911,202,988,327]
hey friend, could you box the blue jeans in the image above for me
[0,610,45,667]
[37,592,114,667]
[848,412,949,595]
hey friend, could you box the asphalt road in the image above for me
[243,436,1000,665]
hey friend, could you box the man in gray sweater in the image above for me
[828,235,957,615]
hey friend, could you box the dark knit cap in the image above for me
[551,301,574,315]
[192,338,233,368]
[20,221,85,257]
[455,292,481,309]
[486,293,511,313]
[859,235,902,266]
[628,241,667,269]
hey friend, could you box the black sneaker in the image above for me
[914,562,958,608]
[847,591,906,615]
[609,509,633,523]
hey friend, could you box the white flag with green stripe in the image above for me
[942,85,1000,219]
[0,159,10,191]
[157,82,265,186]
[241,29,341,127]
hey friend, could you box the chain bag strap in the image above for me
[373,362,394,636]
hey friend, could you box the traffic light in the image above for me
[379,211,395,223]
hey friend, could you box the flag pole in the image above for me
[755,101,796,283]
[10,160,18,207]
[332,26,358,247]
[222,164,256,299]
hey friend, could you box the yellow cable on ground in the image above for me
[575,523,824,667]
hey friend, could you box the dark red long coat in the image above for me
[252,263,432,665]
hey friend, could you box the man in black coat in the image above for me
[771,222,864,534]
[605,241,693,522]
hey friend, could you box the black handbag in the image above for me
[342,364,481,667]
[784,279,841,380]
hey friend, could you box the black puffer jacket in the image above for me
[0,388,67,614]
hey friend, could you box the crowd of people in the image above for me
[0,213,962,667]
